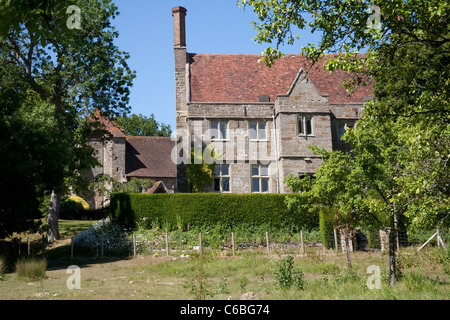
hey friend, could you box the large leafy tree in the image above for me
[0,0,135,242]
[115,113,172,137]
[241,0,449,285]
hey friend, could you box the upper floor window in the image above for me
[251,164,269,193]
[249,122,267,140]
[298,116,313,136]
[210,121,228,140]
[337,122,354,141]
[213,164,230,193]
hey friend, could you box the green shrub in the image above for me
[15,257,47,280]
[319,207,336,249]
[273,255,304,290]
[110,193,318,231]
[60,198,86,220]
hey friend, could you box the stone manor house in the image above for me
[172,6,374,194]
[84,6,374,207]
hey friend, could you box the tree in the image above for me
[1,0,135,242]
[239,0,449,286]
[114,113,172,137]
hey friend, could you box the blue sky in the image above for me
[112,1,322,130]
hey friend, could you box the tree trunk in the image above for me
[389,215,397,286]
[47,189,61,243]
[345,235,352,270]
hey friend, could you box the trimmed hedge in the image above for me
[109,193,318,231]
[319,207,336,249]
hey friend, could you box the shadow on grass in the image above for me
[43,242,134,271]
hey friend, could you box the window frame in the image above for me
[251,164,270,193]
[297,116,314,137]
[210,120,229,141]
[213,164,231,193]
[248,121,268,141]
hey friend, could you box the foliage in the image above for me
[60,198,86,220]
[186,146,217,193]
[73,218,133,256]
[15,257,47,281]
[0,0,136,241]
[319,207,336,249]
[273,255,304,290]
[114,113,172,137]
[0,85,60,237]
[110,193,318,232]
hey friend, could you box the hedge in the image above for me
[109,193,318,231]
[319,206,337,249]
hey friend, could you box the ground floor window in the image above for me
[251,164,269,193]
[213,164,230,192]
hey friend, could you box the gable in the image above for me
[189,53,373,104]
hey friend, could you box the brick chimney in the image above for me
[172,6,187,69]
[172,6,187,48]
[172,6,189,193]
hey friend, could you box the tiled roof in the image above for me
[125,137,176,178]
[89,109,126,139]
[189,53,373,104]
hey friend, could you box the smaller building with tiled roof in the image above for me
[125,136,176,190]
[85,112,176,209]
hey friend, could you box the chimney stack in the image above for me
[172,6,187,48]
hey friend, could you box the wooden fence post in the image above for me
[42,234,46,254]
[101,233,104,259]
[266,232,270,256]
[166,232,169,256]
[334,228,338,254]
[70,237,74,261]
[199,232,203,256]
[27,237,31,257]
[300,230,305,254]
[232,232,236,256]
[133,234,137,258]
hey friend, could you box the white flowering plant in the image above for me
[74,218,133,256]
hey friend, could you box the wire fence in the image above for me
[2,226,447,260]
[131,226,449,258]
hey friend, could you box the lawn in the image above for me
[0,220,448,300]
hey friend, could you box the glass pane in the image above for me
[261,178,269,192]
[298,117,303,135]
[220,122,227,139]
[260,165,269,176]
[259,123,266,139]
[214,178,221,191]
[214,165,221,177]
[252,165,259,176]
[249,123,257,140]
[222,164,229,176]
[252,178,260,192]
[222,177,230,192]
[306,118,312,135]
[211,122,218,139]
[338,124,346,140]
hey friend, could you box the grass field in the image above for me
[0,220,448,300]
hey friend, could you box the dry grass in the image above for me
[0,247,448,300]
